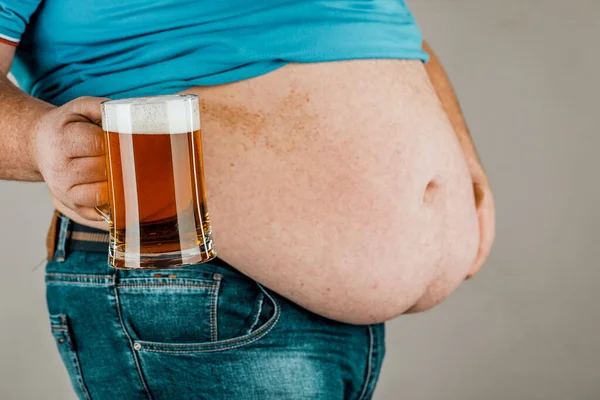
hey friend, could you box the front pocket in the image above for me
[133,282,280,354]
[49,314,91,400]
[117,274,220,344]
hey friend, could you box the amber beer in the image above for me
[100,95,215,269]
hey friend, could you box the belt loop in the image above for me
[55,215,72,262]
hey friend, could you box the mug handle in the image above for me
[95,205,111,223]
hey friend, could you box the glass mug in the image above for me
[98,94,216,269]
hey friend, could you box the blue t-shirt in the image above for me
[0,0,428,106]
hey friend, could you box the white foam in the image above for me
[101,95,200,134]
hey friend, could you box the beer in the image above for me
[101,95,215,269]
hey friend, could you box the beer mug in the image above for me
[98,94,216,269]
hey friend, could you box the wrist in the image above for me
[26,104,54,179]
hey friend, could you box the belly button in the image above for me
[423,179,440,204]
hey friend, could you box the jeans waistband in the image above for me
[47,211,110,262]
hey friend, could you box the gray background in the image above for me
[1,0,598,399]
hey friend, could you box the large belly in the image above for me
[56,60,479,323]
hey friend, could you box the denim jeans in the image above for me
[46,245,385,399]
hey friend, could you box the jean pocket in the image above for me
[49,314,91,400]
[117,273,220,344]
[119,271,280,354]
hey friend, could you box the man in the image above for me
[0,0,494,398]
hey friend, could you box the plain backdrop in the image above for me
[1,1,598,399]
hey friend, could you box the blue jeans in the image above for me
[46,229,385,399]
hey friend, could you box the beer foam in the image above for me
[102,95,200,134]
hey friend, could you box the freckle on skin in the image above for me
[199,87,318,156]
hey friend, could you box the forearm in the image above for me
[423,41,488,186]
[0,76,53,181]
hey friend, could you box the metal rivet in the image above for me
[58,339,65,344]
[133,343,142,351]
[213,273,222,280]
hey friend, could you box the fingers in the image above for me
[49,155,107,217]
[67,181,109,208]
[72,206,106,222]
[41,96,112,222]
[63,122,106,157]
[65,96,110,125]
[69,156,107,183]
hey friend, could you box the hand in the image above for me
[32,96,110,221]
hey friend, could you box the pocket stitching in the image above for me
[134,284,281,354]
[137,309,279,354]
[246,293,264,334]
[117,282,215,289]
[46,280,111,287]
[47,273,110,280]
[209,274,222,342]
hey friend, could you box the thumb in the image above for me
[65,96,111,125]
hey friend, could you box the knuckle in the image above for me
[57,112,73,128]
[60,119,73,133]
[60,157,75,173]
[62,184,76,199]
[61,196,77,211]
[70,98,86,114]
[65,99,79,113]
[74,96,91,107]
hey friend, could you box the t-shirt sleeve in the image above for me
[0,0,43,46]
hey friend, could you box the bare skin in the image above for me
[422,42,495,282]
[0,41,493,324]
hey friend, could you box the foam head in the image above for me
[101,94,200,134]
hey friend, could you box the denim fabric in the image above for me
[46,249,385,399]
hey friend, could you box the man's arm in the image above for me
[0,43,109,220]
[423,41,496,279]
[0,44,52,181]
